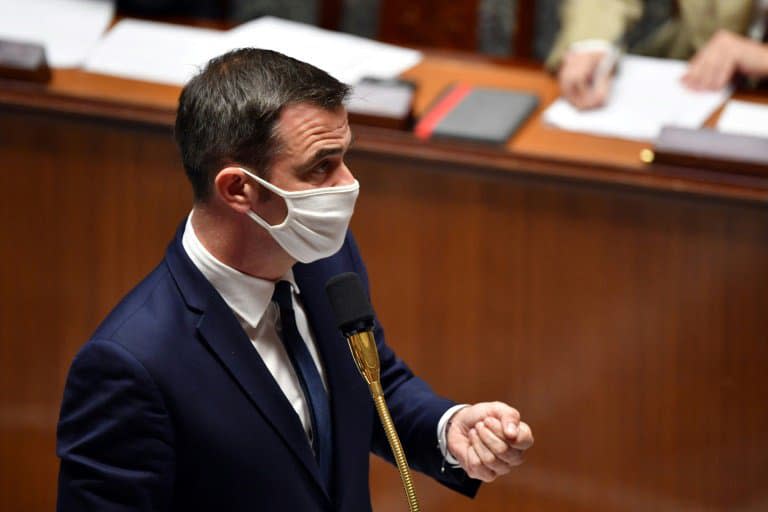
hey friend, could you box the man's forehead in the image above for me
[277,103,348,128]
[275,103,350,148]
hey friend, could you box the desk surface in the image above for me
[2,54,768,203]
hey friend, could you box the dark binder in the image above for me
[414,83,539,144]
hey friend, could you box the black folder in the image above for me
[415,84,539,144]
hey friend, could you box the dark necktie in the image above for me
[272,280,333,493]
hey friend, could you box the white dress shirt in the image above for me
[182,213,327,441]
[181,211,460,463]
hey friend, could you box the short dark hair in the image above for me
[174,48,351,202]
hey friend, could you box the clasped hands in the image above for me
[446,402,534,482]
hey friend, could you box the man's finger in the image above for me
[476,421,507,452]
[480,418,527,466]
[711,59,735,90]
[685,46,733,90]
[683,48,709,88]
[511,421,535,451]
[475,423,515,472]
[466,442,497,482]
[698,53,722,89]
[683,62,704,89]
[589,73,612,107]
[482,417,506,439]
[560,61,594,110]
[571,77,592,110]
[470,425,511,475]
[497,406,520,439]
[561,74,583,106]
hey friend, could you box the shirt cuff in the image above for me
[568,38,616,55]
[437,404,470,466]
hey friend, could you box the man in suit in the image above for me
[56,48,534,511]
[548,0,768,109]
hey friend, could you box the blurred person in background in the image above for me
[548,0,768,109]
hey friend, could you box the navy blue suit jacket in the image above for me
[57,226,480,511]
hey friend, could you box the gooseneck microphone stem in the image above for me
[325,272,420,512]
[346,331,420,512]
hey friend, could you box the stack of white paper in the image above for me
[84,16,423,86]
[0,0,114,68]
[543,55,731,141]
[716,100,768,139]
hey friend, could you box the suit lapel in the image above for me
[196,302,327,493]
[164,229,328,500]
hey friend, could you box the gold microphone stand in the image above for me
[346,331,420,512]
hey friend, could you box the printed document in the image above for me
[543,55,731,141]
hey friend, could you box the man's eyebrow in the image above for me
[301,133,353,169]
[298,147,341,171]
[311,146,344,161]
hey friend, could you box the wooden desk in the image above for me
[1,55,767,512]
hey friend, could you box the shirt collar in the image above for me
[181,211,299,328]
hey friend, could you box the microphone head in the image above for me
[325,272,375,335]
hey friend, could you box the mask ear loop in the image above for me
[239,168,286,196]
[239,167,360,198]
[239,168,294,229]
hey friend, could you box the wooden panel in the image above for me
[0,108,190,511]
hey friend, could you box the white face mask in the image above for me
[239,168,360,263]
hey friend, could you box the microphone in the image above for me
[325,272,421,512]
[325,273,380,390]
[325,272,375,335]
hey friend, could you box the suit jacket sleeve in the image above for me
[546,0,643,69]
[57,339,175,512]
[344,235,481,498]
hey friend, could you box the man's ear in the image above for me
[213,167,257,213]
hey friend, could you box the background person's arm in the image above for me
[547,0,642,109]
[683,30,768,90]
[546,0,642,69]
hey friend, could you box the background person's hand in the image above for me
[558,50,614,110]
[683,30,768,90]
[446,402,534,482]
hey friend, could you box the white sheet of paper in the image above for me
[84,16,422,86]
[84,19,226,85]
[0,0,114,68]
[716,99,768,138]
[225,17,422,84]
[543,55,731,141]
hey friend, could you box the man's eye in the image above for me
[314,160,334,173]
